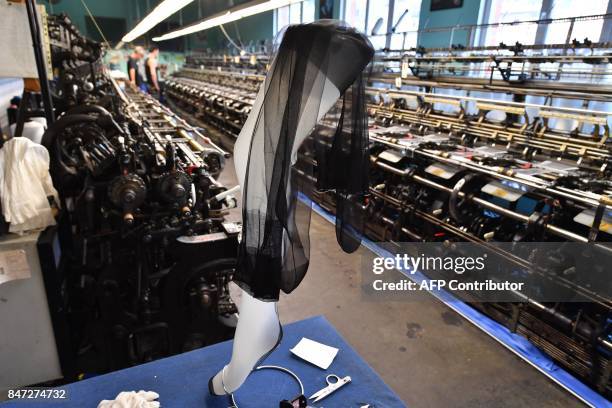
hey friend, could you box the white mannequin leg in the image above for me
[209,72,341,396]
[209,288,280,394]
[209,85,283,396]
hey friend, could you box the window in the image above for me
[302,0,315,24]
[290,2,302,24]
[343,0,422,50]
[543,0,608,44]
[477,0,609,47]
[275,0,315,34]
[344,0,367,32]
[389,0,422,50]
[478,0,543,47]
[276,6,290,31]
[366,0,389,49]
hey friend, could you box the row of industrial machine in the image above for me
[35,14,240,377]
[165,46,612,397]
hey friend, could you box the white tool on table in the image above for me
[309,374,352,403]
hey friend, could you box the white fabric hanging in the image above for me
[0,137,59,234]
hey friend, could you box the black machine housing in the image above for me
[40,16,239,377]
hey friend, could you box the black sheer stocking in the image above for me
[234,20,374,301]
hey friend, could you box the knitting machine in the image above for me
[346,95,612,396]
[185,53,270,73]
[46,13,107,112]
[164,44,612,397]
[41,20,239,375]
[165,67,261,146]
[322,47,612,397]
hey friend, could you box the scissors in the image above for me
[309,374,352,403]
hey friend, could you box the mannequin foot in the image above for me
[208,374,223,396]
[208,322,282,396]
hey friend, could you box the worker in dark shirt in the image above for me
[145,46,161,99]
[127,46,146,92]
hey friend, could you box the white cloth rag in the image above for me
[0,137,59,234]
[97,390,160,408]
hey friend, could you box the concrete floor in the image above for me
[218,158,585,408]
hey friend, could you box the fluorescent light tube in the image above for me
[153,0,303,42]
[122,0,194,43]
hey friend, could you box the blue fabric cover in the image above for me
[1,316,405,408]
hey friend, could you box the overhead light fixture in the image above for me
[122,0,194,43]
[153,0,303,42]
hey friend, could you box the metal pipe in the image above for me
[372,159,590,242]
[367,87,611,116]
[371,135,611,210]
[25,0,55,124]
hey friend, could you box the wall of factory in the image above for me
[190,0,342,52]
[417,0,482,48]
[41,0,132,42]
[190,0,475,51]
[186,12,275,53]
[184,0,478,51]
[41,0,482,52]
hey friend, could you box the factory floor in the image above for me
[218,158,584,408]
